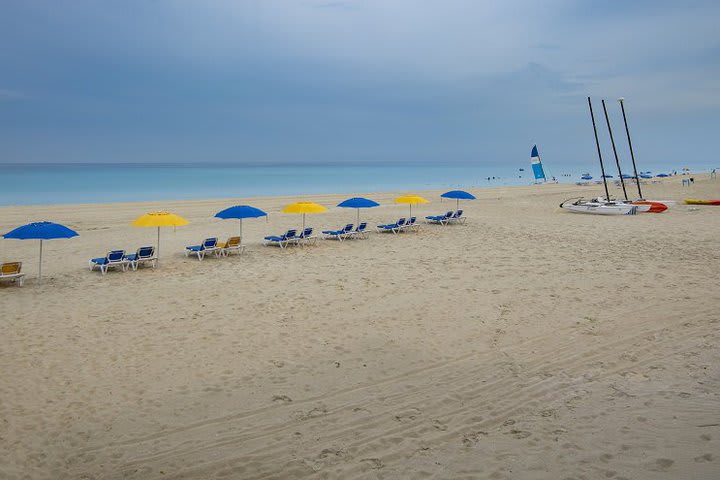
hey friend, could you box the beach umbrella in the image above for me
[581,175,593,180]
[394,195,429,217]
[3,221,79,280]
[656,173,669,177]
[131,211,189,263]
[337,197,380,225]
[214,205,267,244]
[281,201,328,231]
[440,190,476,210]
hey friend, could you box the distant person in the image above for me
[712,168,717,179]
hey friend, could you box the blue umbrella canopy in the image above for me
[440,190,476,209]
[656,173,669,177]
[3,221,78,240]
[3,221,79,280]
[337,197,380,225]
[214,205,267,243]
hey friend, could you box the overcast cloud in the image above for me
[1,0,718,167]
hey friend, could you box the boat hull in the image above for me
[560,199,638,215]
[630,201,668,213]
[684,199,720,206]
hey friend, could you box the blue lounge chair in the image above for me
[401,216,418,231]
[89,250,128,274]
[322,223,353,241]
[124,246,157,270]
[295,227,317,246]
[263,229,297,248]
[447,209,466,224]
[185,237,220,260]
[377,218,406,234]
[348,222,368,239]
[426,211,453,224]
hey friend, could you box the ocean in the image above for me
[0,161,702,206]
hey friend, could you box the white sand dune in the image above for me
[1,176,719,479]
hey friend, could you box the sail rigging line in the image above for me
[601,99,628,200]
[587,97,611,202]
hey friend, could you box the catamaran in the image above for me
[560,97,639,215]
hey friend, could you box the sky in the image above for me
[1,0,718,169]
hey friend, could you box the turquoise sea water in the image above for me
[0,162,708,206]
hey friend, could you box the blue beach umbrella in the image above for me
[337,197,380,225]
[3,221,79,280]
[656,173,669,178]
[581,175,593,180]
[214,205,267,244]
[440,190,477,210]
[602,174,614,179]
[621,174,635,180]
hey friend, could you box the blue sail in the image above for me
[530,144,546,181]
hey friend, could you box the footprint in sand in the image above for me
[360,458,384,470]
[272,395,292,404]
[652,458,674,471]
[694,453,713,463]
[394,408,422,423]
[462,431,488,447]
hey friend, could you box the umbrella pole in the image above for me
[356,209,360,227]
[38,239,43,280]
[410,204,412,218]
[239,219,243,244]
[302,213,306,232]
[456,199,459,211]
[157,226,161,264]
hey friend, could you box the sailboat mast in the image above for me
[587,97,611,201]
[618,98,643,199]
[601,99,628,200]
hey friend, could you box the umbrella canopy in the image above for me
[214,205,267,243]
[281,202,328,231]
[337,197,380,225]
[656,173,669,177]
[3,221,79,280]
[394,195,429,217]
[131,211,189,263]
[440,190,476,210]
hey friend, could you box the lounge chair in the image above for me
[295,227,317,246]
[377,218,406,234]
[218,236,245,256]
[124,246,157,270]
[348,222,368,239]
[401,216,418,231]
[322,224,353,241]
[426,211,453,224]
[185,237,220,260]
[0,262,25,286]
[263,229,297,248]
[447,209,466,224]
[89,250,128,274]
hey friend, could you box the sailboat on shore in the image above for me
[560,97,638,215]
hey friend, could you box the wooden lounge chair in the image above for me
[0,262,25,286]
[218,236,245,256]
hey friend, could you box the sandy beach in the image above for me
[1,176,719,479]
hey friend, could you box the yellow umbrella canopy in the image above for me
[281,202,328,231]
[131,211,189,262]
[394,195,429,217]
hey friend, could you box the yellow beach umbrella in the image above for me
[131,211,189,263]
[281,201,328,231]
[394,195,429,217]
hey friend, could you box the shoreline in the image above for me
[0,172,701,211]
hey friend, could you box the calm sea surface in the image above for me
[0,162,702,206]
